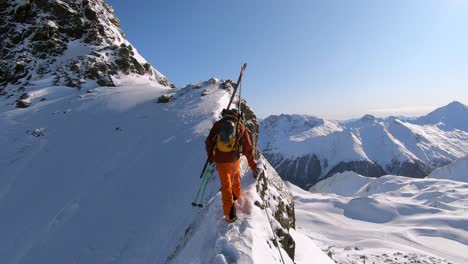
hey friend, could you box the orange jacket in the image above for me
[205,113,257,171]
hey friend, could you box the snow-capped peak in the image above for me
[413,101,468,131]
[360,114,378,122]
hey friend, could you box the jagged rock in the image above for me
[84,6,98,21]
[1,0,169,95]
[16,93,31,108]
[50,2,72,21]
[96,78,114,87]
[222,79,235,90]
[13,2,34,23]
[19,93,30,100]
[154,77,167,87]
[157,94,174,103]
[241,99,260,159]
[31,128,44,137]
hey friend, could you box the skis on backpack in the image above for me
[192,63,247,208]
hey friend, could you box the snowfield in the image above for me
[0,79,332,264]
[291,158,468,264]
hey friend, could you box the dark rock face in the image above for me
[0,0,170,95]
[325,160,387,179]
[157,94,174,103]
[386,160,432,178]
[264,153,322,189]
[16,93,31,108]
[263,154,435,189]
[240,98,260,160]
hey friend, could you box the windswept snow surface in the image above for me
[289,167,468,264]
[0,79,331,263]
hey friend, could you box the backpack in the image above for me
[216,117,239,153]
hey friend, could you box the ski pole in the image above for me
[192,162,213,207]
[197,163,214,208]
[199,159,209,179]
[192,162,211,206]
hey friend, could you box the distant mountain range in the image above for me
[259,101,468,189]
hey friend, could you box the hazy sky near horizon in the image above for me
[107,0,468,119]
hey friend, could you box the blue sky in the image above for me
[107,0,468,119]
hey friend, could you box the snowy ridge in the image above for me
[168,156,333,264]
[0,79,330,263]
[260,102,468,188]
[291,163,468,263]
[428,155,468,183]
[309,171,373,197]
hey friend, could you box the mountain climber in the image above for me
[205,108,258,222]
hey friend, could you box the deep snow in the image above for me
[292,158,468,264]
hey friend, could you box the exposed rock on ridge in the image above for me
[0,0,171,101]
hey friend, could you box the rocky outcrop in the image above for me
[0,0,170,99]
[255,159,296,260]
[241,98,260,160]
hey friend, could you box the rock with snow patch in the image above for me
[0,0,171,97]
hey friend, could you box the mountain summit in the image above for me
[414,101,468,131]
[0,0,170,101]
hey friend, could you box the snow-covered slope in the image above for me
[259,102,468,188]
[0,78,332,263]
[290,169,468,264]
[0,1,330,262]
[428,156,468,183]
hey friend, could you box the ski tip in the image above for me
[241,63,247,72]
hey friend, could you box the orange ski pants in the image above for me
[216,160,241,216]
